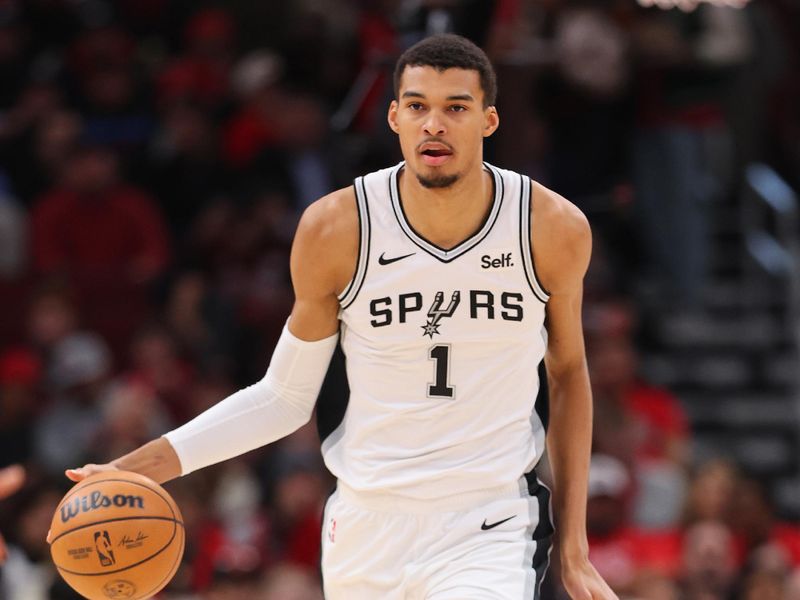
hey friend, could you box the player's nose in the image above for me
[423,111,446,136]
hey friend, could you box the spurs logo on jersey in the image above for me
[422,291,459,338]
[368,289,525,335]
[326,162,551,502]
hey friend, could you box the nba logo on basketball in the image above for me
[94,531,116,567]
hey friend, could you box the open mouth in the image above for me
[419,144,453,166]
[421,148,451,157]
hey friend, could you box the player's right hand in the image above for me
[65,463,119,482]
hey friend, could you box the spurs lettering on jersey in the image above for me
[369,288,525,336]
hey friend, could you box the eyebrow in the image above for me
[401,91,476,102]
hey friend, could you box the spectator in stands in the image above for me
[678,520,738,600]
[148,102,226,236]
[162,270,236,375]
[585,453,640,595]
[30,144,171,284]
[68,25,154,158]
[95,378,170,461]
[222,51,285,171]
[629,3,752,310]
[0,171,27,278]
[0,80,66,206]
[125,324,195,424]
[0,477,63,600]
[186,462,269,593]
[26,110,84,203]
[33,331,112,475]
[260,563,324,600]
[786,568,800,600]
[261,447,328,570]
[0,464,25,564]
[730,477,800,567]
[0,348,42,467]
[737,544,793,600]
[628,570,680,600]
[584,452,684,591]
[26,280,79,352]
[586,299,690,528]
[681,458,738,525]
[156,8,237,111]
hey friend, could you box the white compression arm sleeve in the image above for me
[163,323,338,475]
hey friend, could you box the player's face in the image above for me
[388,66,499,189]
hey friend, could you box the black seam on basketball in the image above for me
[57,477,179,523]
[138,527,184,599]
[53,518,183,576]
[50,515,183,546]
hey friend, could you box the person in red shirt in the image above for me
[730,477,800,567]
[31,145,170,284]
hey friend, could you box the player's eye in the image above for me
[408,102,424,111]
[449,105,467,112]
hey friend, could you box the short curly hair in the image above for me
[393,34,497,108]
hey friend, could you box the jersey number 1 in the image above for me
[428,344,454,398]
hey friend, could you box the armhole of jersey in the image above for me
[520,175,550,304]
[338,176,371,309]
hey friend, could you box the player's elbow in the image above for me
[261,375,318,425]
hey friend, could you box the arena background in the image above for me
[0,1,799,598]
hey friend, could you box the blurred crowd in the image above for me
[0,0,798,599]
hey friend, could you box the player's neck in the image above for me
[398,164,493,251]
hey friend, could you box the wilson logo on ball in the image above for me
[60,491,145,524]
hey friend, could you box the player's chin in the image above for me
[416,170,460,189]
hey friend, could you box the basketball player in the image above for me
[61,34,616,599]
[0,464,25,563]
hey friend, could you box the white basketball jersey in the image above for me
[322,162,550,501]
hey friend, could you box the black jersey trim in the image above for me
[336,183,361,303]
[338,177,371,309]
[520,175,550,303]
[388,162,504,263]
[524,472,554,600]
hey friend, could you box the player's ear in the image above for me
[387,100,400,134]
[483,106,499,138]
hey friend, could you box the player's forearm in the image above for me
[110,437,182,484]
[545,363,593,561]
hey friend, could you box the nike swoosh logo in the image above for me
[378,252,416,265]
[480,515,516,531]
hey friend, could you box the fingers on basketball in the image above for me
[65,464,118,482]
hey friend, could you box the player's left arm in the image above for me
[531,181,617,600]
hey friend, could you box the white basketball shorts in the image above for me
[320,474,554,599]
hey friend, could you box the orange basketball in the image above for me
[50,471,185,600]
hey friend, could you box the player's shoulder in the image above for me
[292,186,360,295]
[530,179,590,244]
[295,185,359,248]
[529,179,592,288]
